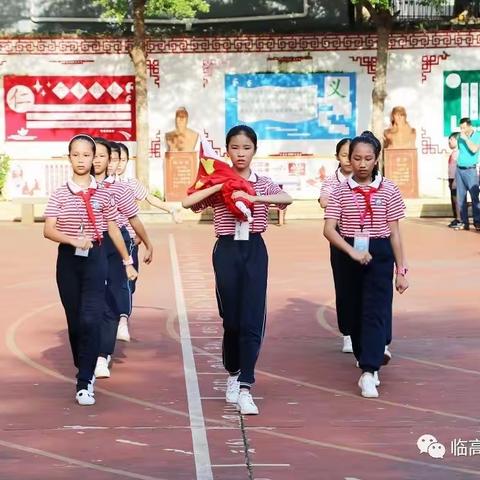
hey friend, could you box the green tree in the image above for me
[94,0,210,187]
[350,0,448,156]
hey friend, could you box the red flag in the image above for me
[188,139,256,222]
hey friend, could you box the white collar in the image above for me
[67,176,97,194]
[336,169,350,183]
[248,170,257,182]
[104,175,116,185]
[347,173,382,189]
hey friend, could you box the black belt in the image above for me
[457,166,477,170]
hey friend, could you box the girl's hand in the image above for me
[395,274,409,294]
[125,265,138,281]
[71,237,93,250]
[170,206,183,224]
[143,246,153,265]
[350,249,372,266]
[231,191,255,202]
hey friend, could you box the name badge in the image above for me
[75,235,90,257]
[353,230,370,252]
[234,221,250,241]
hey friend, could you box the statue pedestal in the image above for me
[384,149,418,198]
[164,151,197,201]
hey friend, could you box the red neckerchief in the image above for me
[352,186,379,230]
[75,188,102,244]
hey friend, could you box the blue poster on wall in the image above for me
[225,73,356,140]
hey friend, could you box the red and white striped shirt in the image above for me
[124,177,148,202]
[101,176,138,231]
[325,175,405,238]
[120,177,148,238]
[44,177,117,240]
[320,169,348,202]
[192,172,285,237]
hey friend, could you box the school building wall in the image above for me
[0,31,479,201]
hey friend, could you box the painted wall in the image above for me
[0,32,477,199]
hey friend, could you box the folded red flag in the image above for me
[187,139,255,222]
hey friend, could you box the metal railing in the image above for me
[391,0,479,20]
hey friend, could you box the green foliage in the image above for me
[0,153,10,196]
[151,188,164,200]
[94,0,210,22]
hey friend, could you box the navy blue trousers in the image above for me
[56,243,107,391]
[100,227,131,357]
[213,233,268,388]
[330,244,352,336]
[129,241,139,302]
[335,238,394,372]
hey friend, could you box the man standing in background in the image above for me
[456,117,480,230]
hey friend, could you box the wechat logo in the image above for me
[417,434,446,459]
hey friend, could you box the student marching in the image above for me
[323,131,409,399]
[319,138,354,354]
[115,142,181,342]
[91,137,154,379]
[182,125,292,415]
[43,134,138,406]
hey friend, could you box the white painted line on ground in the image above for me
[211,464,290,468]
[116,439,149,447]
[169,234,213,480]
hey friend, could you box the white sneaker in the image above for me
[358,373,379,398]
[94,356,110,378]
[76,389,95,406]
[383,346,392,365]
[236,390,259,415]
[117,317,130,342]
[88,375,96,395]
[225,374,240,403]
[342,335,353,353]
[373,371,380,387]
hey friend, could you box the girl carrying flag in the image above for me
[182,125,292,415]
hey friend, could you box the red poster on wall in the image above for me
[4,75,136,142]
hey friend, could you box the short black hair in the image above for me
[335,138,351,157]
[110,141,121,155]
[93,137,112,157]
[226,125,257,151]
[349,131,382,179]
[68,134,96,155]
[449,131,460,140]
[117,142,130,160]
[460,117,472,126]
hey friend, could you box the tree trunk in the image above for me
[131,0,149,187]
[371,14,391,169]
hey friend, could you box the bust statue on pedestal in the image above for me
[165,107,199,152]
[383,106,416,149]
[383,106,418,198]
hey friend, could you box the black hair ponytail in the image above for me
[349,130,382,179]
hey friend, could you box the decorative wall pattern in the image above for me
[1,31,480,56]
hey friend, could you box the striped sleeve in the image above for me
[386,183,406,222]
[44,190,61,217]
[115,185,139,218]
[263,177,287,210]
[324,184,342,220]
[104,192,118,222]
[129,178,148,201]
[191,194,216,213]
[320,175,335,200]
